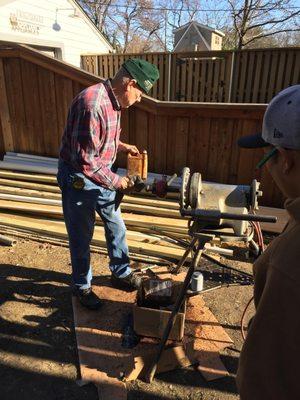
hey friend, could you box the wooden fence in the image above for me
[0,43,284,207]
[0,42,99,158]
[81,47,300,103]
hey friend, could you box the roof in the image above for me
[72,0,114,51]
[173,22,210,51]
[173,20,225,37]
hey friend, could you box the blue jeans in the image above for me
[57,161,131,289]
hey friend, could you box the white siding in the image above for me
[211,32,222,50]
[0,0,112,67]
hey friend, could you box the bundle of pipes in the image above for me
[0,153,192,263]
[0,153,287,262]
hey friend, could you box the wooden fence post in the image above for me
[227,51,235,103]
[167,52,171,101]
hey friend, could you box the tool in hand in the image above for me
[115,150,148,210]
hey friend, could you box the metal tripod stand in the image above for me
[144,232,214,383]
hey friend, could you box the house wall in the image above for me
[211,32,222,50]
[0,0,112,67]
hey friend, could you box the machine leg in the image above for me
[144,236,211,383]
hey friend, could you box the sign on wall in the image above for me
[9,10,44,35]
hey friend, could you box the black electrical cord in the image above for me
[241,296,254,340]
[240,220,264,341]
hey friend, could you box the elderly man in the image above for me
[57,59,159,310]
[237,85,300,399]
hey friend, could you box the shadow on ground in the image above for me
[0,262,239,400]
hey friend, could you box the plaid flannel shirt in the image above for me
[59,80,123,190]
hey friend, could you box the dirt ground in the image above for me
[0,237,258,400]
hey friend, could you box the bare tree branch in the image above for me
[243,27,300,45]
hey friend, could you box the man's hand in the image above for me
[118,142,139,155]
[119,176,135,193]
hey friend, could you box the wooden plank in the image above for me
[0,113,5,156]
[218,119,235,183]
[170,53,177,101]
[187,117,211,173]
[0,200,189,231]
[151,54,158,99]
[37,66,59,156]
[199,60,207,101]
[228,119,243,184]
[0,170,57,183]
[244,51,255,102]
[283,50,295,88]
[167,117,189,173]
[180,59,187,101]
[217,58,225,102]
[164,54,169,101]
[205,60,213,102]
[268,50,279,100]
[238,51,248,103]
[134,109,148,152]
[3,58,26,152]
[153,115,168,172]
[0,58,14,151]
[0,180,180,210]
[55,74,74,147]
[223,53,232,102]
[147,113,156,172]
[156,54,163,100]
[291,51,300,85]
[236,119,261,184]
[206,118,219,181]
[259,51,271,103]
[0,211,190,259]
[0,189,181,218]
[193,59,201,102]
[275,50,287,94]
[186,58,193,101]
[212,58,220,102]
[230,51,241,103]
[20,59,44,154]
[252,51,263,102]
[197,354,229,381]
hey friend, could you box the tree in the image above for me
[226,0,300,49]
[78,0,114,35]
[79,0,163,53]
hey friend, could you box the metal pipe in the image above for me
[182,209,277,223]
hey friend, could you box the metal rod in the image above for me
[173,236,198,274]
[182,209,277,223]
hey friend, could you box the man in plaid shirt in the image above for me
[57,59,159,310]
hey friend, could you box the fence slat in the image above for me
[283,50,295,88]
[251,52,261,102]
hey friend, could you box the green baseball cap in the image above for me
[122,58,159,94]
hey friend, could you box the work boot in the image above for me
[73,287,102,310]
[111,272,142,290]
